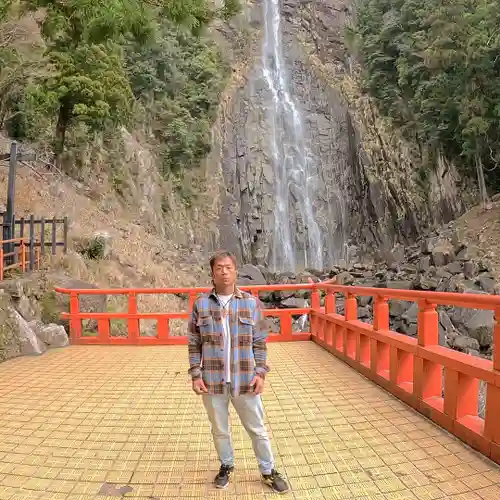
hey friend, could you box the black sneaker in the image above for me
[262,469,289,493]
[214,464,233,489]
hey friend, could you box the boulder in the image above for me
[386,280,413,290]
[463,311,494,348]
[450,335,480,352]
[12,310,46,356]
[463,261,476,279]
[357,295,372,307]
[413,275,439,291]
[29,322,69,348]
[478,276,495,294]
[418,256,431,273]
[281,297,308,309]
[358,306,371,319]
[421,238,437,254]
[238,264,267,285]
[445,262,463,275]
[389,300,412,318]
[402,302,419,324]
[336,272,354,285]
[47,276,106,332]
[456,247,470,261]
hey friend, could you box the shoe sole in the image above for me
[262,480,289,494]
[215,473,232,489]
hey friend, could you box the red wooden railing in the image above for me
[312,284,500,465]
[54,284,314,345]
[55,283,500,465]
[0,237,40,280]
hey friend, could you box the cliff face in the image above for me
[209,0,474,271]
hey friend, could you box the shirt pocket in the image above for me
[197,315,221,345]
[238,315,254,346]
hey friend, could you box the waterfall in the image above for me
[262,0,323,273]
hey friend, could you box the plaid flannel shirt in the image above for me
[188,288,270,396]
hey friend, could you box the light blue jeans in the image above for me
[202,385,275,475]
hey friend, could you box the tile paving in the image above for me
[0,342,499,499]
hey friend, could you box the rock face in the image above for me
[211,0,473,271]
[0,277,76,362]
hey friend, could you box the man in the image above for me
[187,250,289,494]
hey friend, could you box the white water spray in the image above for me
[262,0,323,272]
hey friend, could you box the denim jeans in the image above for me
[202,385,275,475]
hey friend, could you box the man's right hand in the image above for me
[192,378,208,394]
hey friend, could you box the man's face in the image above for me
[212,256,237,289]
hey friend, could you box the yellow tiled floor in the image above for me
[0,342,499,499]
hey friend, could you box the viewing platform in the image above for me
[0,282,500,498]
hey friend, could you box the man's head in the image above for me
[210,250,237,291]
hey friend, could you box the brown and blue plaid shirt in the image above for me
[188,288,270,396]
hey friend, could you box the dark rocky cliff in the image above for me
[208,0,475,271]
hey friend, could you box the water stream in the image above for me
[262,0,323,272]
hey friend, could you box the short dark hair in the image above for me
[210,250,237,271]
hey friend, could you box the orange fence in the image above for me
[55,283,500,465]
[312,284,500,465]
[54,284,314,346]
[0,237,40,280]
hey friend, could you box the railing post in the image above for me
[311,287,320,310]
[35,240,40,270]
[345,293,357,320]
[29,215,35,271]
[494,308,500,372]
[325,290,335,314]
[127,292,140,343]
[20,240,26,271]
[344,293,358,359]
[371,296,389,377]
[310,286,320,336]
[0,246,3,280]
[373,296,389,331]
[5,142,17,266]
[417,300,438,346]
[280,312,293,340]
[415,300,442,406]
[69,292,82,343]
[63,216,68,253]
[40,217,45,256]
[485,308,500,460]
[51,216,57,255]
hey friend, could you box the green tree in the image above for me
[352,0,500,191]
[125,18,229,174]
[17,0,155,154]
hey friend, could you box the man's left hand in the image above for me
[250,375,265,395]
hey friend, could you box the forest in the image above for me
[0,0,239,174]
[351,0,500,191]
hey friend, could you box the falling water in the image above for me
[262,0,323,272]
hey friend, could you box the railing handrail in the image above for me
[54,283,321,295]
[321,283,500,309]
[0,237,27,244]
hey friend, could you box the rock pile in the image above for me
[237,230,496,360]
[0,276,103,362]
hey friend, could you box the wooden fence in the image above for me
[0,213,68,278]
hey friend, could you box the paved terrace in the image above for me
[0,342,500,500]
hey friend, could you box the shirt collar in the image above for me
[210,287,243,299]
